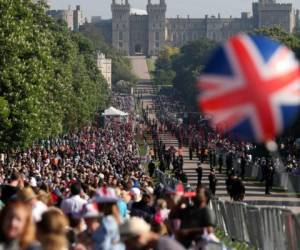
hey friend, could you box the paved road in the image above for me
[135,79,300,213]
[129,56,151,80]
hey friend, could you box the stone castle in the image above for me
[105,0,300,56]
[47,0,300,56]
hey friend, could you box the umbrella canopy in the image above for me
[102,107,128,116]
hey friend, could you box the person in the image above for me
[92,187,124,250]
[209,170,217,195]
[37,208,69,250]
[60,182,87,216]
[1,172,22,204]
[218,153,223,173]
[0,201,38,250]
[148,160,155,177]
[240,155,246,180]
[265,165,274,195]
[76,203,101,250]
[196,164,203,186]
[17,187,48,222]
[189,147,193,160]
[131,193,155,223]
[226,174,235,200]
[174,185,219,249]
[231,177,246,201]
[120,217,185,250]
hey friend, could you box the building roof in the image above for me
[130,8,147,15]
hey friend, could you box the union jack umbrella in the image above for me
[198,34,300,142]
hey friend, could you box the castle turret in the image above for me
[111,0,130,55]
[147,0,166,56]
[253,0,294,33]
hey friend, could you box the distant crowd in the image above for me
[0,93,228,250]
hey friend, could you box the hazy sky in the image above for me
[49,0,300,20]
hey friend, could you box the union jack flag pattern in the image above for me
[198,34,300,142]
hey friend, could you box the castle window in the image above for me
[119,31,123,40]
[116,24,119,29]
[156,42,159,48]
[119,42,123,48]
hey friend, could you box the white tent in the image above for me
[102,106,128,117]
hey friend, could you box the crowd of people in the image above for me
[142,90,300,197]
[2,86,299,250]
[0,92,230,250]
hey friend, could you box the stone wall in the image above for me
[129,15,149,55]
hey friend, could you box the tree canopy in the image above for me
[0,0,109,151]
[154,39,217,109]
[153,46,179,86]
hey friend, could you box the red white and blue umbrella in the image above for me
[198,34,300,143]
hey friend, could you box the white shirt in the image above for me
[33,200,48,222]
[60,195,87,215]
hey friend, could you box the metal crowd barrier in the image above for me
[210,198,300,250]
[154,169,178,188]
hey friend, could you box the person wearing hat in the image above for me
[92,187,124,250]
[17,187,48,222]
[120,217,185,250]
[76,203,101,250]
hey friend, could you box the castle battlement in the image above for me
[108,0,297,56]
[258,3,292,11]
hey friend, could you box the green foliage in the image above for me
[153,46,179,85]
[172,39,217,109]
[79,23,137,86]
[0,0,109,151]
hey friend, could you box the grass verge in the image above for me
[215,230,255,250]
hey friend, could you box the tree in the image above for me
[172,39,217,109]
[0,1,109,151]
[0,0,55,150]
[153,46,179,85]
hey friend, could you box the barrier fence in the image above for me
[154,169,178,188]
[155,169,300,250]
[244,163,300,193]
[210,199,300,250]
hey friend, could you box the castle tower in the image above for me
[253,0,294,33]
[147,0,166,56]
[111,0,130,55]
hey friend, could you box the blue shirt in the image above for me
[92,215,125,250]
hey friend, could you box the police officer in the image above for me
[265,164,274,195]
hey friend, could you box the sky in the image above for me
[49,0,300,20]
